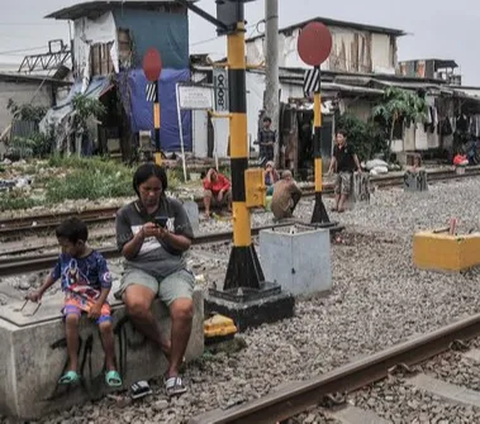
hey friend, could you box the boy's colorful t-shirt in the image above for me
[51,251,112,306]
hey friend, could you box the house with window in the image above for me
[247,16,406,75]
[192,16,407,169]
[41,0,193,158]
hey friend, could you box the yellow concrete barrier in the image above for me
[413,231,480,272]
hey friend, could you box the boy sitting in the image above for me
[27,218,122,388]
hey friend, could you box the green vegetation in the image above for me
[7,99,54,159]
[71,94,106,138]
[7,99,48,124]
[336,113,387,162]
[48,155,131,175]
[45,156,135,203]
[45,168,134,203]
[0,191,43,212]
[0,156,188,212]
[10,133,55,159]
[373,87,428,160]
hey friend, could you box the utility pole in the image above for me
[223,10,264,290]
[176,0,294,332]
[264,0,280,167]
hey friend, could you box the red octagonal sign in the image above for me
[297,22,333,67]
[143,48,162,82]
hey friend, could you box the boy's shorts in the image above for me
[334,172,353,196]
[63,296,112,325]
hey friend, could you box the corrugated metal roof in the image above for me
[0,72,71,86]
[399,59,459,70]
[247,16,406,43]
[46,1,195,20]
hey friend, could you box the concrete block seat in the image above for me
[0,281,204,420]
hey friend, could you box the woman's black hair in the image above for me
[133,163,168,197]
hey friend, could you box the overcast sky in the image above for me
[0,0,477,85]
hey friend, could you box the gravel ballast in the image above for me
[3,177,480,423]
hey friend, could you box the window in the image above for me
[117,29,132,69]
[90,42,114,76]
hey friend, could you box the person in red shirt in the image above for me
[203,168,232,219]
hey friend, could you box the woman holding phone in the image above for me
[115,163,195,397]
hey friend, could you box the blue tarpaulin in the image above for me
[113,8,189,70]
[122,68,192,152]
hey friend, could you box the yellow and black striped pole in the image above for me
[311,66,330,224]
[153,83,162,166]
[224,18,264,291]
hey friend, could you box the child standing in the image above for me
[27,217,122,388]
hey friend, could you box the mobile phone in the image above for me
[154,216,168,228]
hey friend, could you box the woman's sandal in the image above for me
[105,370,123,388]
[165,376,187,397]
[58,370,80,385]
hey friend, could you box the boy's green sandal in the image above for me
[58,371,80,385]
[105,370,123,388]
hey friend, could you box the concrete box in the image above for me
[413,231,480,272]
[346,173,371,210]
[183,200,200,234]
[259,225,332,297]
[0,285,204,420]
[404,169,428,192]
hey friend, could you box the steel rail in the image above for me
[0,222,341,276]
[0,206,119,227]
[1,167,479,238]
[189,313,480,424]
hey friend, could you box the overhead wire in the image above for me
[0,46,46,56]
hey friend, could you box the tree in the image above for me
[336,113,387,161]
[70,94,106,156]
[71,93,106,133]
[7,99,48,124]
[373,87,428,161]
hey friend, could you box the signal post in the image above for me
[143,48,163,165]
[176,0,294,330]
[297,22,334,224]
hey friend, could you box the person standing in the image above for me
[270,170,302,220]
[258,116,276,166]
[327,130,362,213]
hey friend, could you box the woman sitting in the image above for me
[115,163,195,397]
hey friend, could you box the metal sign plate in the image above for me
[143,48,162,82]
[297,22,333,67]
[178,84,213,110]
[213,68,229,113]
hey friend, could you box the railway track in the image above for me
[0,221,340,277]
[0,206,119,237]
[1,166,479,239]
[189,313,480,424]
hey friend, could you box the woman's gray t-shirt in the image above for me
[115,198,194,279]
